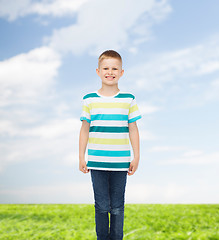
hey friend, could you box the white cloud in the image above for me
[0,0,30,21]
[0,118,80,138]
[0,116,81,172]
[48,0,172,55]
[204,78,219,101]
[0,182,93,203]
[126,182,219,203]
[211,78,219,87]
[0,114,81,138]
[126,183,189,203]
[0,0,172,59]
[0,0,90,21]
[150,146,186,152]
[126,35,219,91]
[182,150,203,157]
[0,46,61,106]
[1,180,218,204]
[26,118,80,139]
[140,129,157,141]
[138,102,160,114]
[30,0,90,17]
[158,151,219,165]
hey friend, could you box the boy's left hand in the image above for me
[128,158,139,176]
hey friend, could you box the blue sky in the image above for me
[0,0,219,204]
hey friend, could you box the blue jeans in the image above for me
[90,170,128,240]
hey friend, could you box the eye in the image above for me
[103,68,108,70]
[113,68,118,70]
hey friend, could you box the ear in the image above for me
[96,68,100,76]
[120,69,124,77]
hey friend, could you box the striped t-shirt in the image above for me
[80,90,142,171]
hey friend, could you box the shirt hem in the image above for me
[87,167,129,171]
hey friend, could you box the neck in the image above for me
[98,85,120,96]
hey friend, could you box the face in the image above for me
[96,58,124,86]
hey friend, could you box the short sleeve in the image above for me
[80,97,91,123]
[128,97,142,123]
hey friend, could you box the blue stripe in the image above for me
[128,115,142,123]
[80,116,91,123]
[88,149,131,157]
[87,161,130,169]
[89,126,129,133]
[83,92,135,99]
[91,114,128,121]
[116,93,135,99]
[83,93,99,99]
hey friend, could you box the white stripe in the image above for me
[81,111,90,120]
[88,155,131,162]
[87,167,129,171]
[88,158,130,163]
[89,132,129,138]
[129,112,141,120]
[88,143,130,150]
[91,120,128,127]
[86,97,132,104]
[91,108,128,114]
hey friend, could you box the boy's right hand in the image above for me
[79,160,89,174]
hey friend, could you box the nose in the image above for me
[108,69,112,75]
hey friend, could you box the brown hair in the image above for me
[98,50,122,68]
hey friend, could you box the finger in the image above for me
[128,171,133,176]
[128,163,133,172]
[83,166,89,173]
[80,166,87,173]
[84,165,89,173]
[128,166,136,176]
[128,169,132,176]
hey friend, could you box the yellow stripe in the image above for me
[89,102,130,109]
[89,138,129,145]
[129,104,139,114]
[83,105,90,114]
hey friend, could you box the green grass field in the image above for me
[0,204,218,240]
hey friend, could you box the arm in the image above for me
[128,121,140,176]
[79,120,90,173]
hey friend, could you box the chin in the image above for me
[103,81,115,84]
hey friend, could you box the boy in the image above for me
[79,50,142,240]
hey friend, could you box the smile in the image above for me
[106,76,115,79]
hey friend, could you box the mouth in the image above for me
[105,76,115,80]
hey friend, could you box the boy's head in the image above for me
[96,50,124,86]
[98,50,122,69]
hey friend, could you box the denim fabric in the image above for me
[90,170,127,240]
